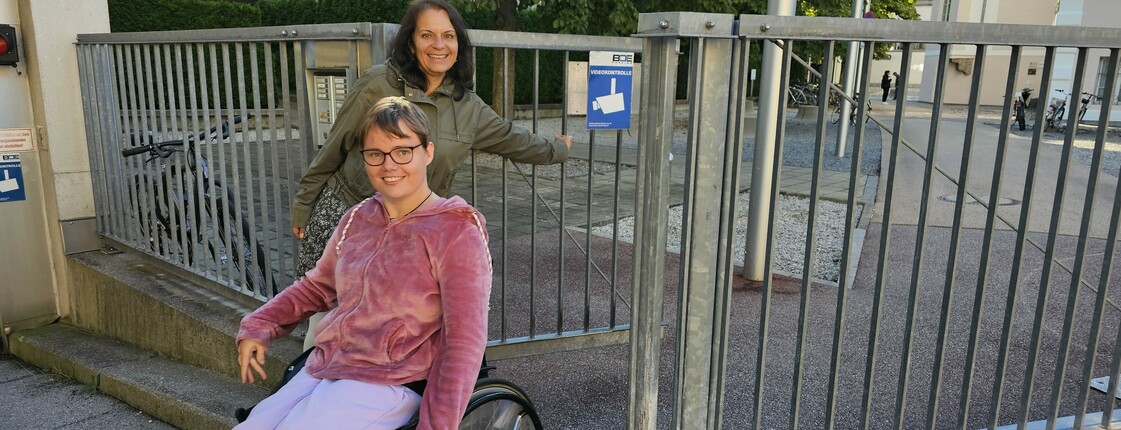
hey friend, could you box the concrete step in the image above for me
[63,250,306,380]
[6,249,311,429]
[9,323,268,430]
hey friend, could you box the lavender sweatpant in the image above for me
[236,367,421,430]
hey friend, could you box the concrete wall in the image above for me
[0,0,108,341]
[914,0,1096,106]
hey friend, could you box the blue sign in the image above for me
[587,51,634,130]
[0,153,25,202]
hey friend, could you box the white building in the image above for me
[912,0,1119,124]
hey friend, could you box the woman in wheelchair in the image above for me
[235,96,492,430]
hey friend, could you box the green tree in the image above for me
[451,1,522,116]
[108,0,260,32]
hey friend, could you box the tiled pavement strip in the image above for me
[451,136,869,240]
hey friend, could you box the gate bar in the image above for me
[1079,49,1121,429]
[926,43,986,427]
[755,38,794,430]
[789,39,835,430]
[1017,47,1090,428]
[1054,48,1120,428]
[957,44,1023,427]
[825,40,874,430]
[988,44,1056,429]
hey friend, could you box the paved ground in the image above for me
[0,355,173,429]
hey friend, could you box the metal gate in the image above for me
[627,11,1121,430]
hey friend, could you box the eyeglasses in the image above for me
[360,143,423,166]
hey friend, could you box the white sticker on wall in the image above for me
[0,128,33,152]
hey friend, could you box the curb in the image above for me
[10,324,268,430]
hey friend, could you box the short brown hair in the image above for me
[359,96,431,148]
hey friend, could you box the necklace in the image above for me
[390,191,433,220]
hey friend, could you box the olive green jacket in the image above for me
[291,60,569,228]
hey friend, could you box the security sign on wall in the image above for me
[587,51,633,130]
[0,153,25,202]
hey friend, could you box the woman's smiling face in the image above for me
[362,119,433,202]
[412,8,458,91]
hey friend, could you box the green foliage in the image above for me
[462,7,567,105]
[258,0,319,26]
[311,0,408,24]
[539,0,639,36]
[108,0,260,32]
[74,373,100,395]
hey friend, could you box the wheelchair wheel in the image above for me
[459,378,542,430]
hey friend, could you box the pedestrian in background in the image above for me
[892,71,899,100]
[881,70,892,103]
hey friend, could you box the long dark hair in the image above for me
[390,0,475,100]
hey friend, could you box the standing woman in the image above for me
[291,0,572,278]
[881,70,892,103]
[236,97,492,430]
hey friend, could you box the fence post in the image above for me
[631,12,738,430]
[628,14,680,430]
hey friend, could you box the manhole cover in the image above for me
[937,194,1020,206]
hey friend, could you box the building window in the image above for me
[941,0,953,21]
[1096,57,1121,103]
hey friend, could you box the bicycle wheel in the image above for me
[830,106,841,124]
[459,378,542,430]
[203,180,276,295]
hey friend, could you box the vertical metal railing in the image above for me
[76,15,1121,429]
[77,23,645,356]
[626,12,1121,430]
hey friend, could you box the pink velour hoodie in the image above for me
[237,194,491,430]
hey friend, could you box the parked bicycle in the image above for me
[1041,89,1072,131]
[1056,91,1102,133]
[121,116,276,295]
[830,92,869,125]
[787,83,818,107]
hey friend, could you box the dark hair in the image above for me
[390,0,475,100]
[359,96,432,148]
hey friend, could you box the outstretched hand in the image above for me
[556,135,573,150]
[238,339,269,384]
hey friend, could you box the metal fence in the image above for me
[76,13,1121,429]
[76,23,643,358]
[625,12,1121,430]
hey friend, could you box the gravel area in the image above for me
[591,191,862,283]
[744,115,885,176]
[589,111,883,283]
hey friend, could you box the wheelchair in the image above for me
[235,348,542,429]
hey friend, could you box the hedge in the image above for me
[108,0,260,32]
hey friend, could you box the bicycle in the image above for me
[1041,89,1071,131]
[787,83,818,107]
[1056,91,1103,133]
[121,116,277,295]
[830,92,869,125]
